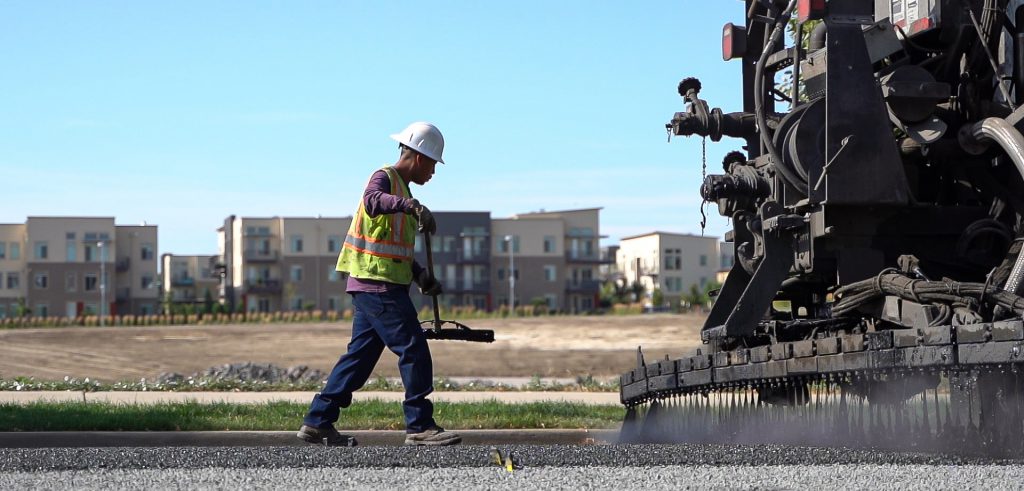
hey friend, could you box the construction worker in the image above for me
[297,122,461,446]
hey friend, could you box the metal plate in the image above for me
[732,361,763,381]
[817,354,845,373]
[866,331,894,350]
[817,337,841,355]
[648,373,678,392]
[763,360,788,379]
[898,345,954,367]
[676,357,693,373]
[958,341,1024,364]
[620,380,647,402]
[786,357,818,374]
[894,329,919,348]
[660,360,677,376]
[691,355,712,371]
[841,334,866,352]
[871,349,896,369]
[770,343,793,360]
[713,367,735,384]
[992,320,1024,342]
[750,345,771,363]
[620,373,633,386]
[792,340,816,358]
[680,369,712,388]
[956,323,990,344]
[732,349,750,365]
[645,363,662,378]
[844,351,871,371]
[713,352,731,368]
[920,326,953,346]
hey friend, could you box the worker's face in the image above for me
[411,153,438,185]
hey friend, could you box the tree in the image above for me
[651,288,665,309]
[629,281,646,303]
[202,289,214,315]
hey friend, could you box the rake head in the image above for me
[420,319,495,343]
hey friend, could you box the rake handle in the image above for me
[422,231,443,330]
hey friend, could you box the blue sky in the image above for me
[0,1,747,255]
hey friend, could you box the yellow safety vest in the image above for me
[336,166,418,284]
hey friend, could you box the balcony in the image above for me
[171,277,195,287]
[116,258,131,273]
[245,279,282,294]
[565,251,612,264]
[456,249,491,263]
[565,279,601,293]
[244,249,280,263]
[442,279,491,293]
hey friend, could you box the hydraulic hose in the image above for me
[959,118,1024,297]
[753,0,804,190]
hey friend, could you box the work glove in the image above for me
[407,199,436,235]
[416,269,444,296]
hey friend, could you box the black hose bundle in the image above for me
[833,270,1024,318]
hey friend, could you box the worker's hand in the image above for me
[408,199,436,235]
[416,269,444,296]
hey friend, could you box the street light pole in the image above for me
[98,241,106,326]
[505,235,515,315]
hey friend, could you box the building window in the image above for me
[85,274,98,291]
[328,269,340,282]
[544,265,557,282]
[141,275,153,289]
[291,296,304,311]
[414,236,423,253]
[443,236,456,253]
[700,254,708,266]
[0,242,5,259]
[66,241,77,261]
[85,244,96,262]
[290,265,303,282]
[497,268,505,281]
[9,243,19,260]
[0,304,6,318]
[35,304,49,318]
[83,303,97,315]
[328,296,340,311]
[543,236,555,253]
[6,272,19,289]
[66,272,77,292]
[327,235,341,253]
[34,272,48,289]
[140,304,153,316]
[290,235,304,253]
[34,241,48,260]
[141,244,154,261]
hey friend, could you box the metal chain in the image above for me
[700,136,708,236]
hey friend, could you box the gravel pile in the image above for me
[156,363,326,384]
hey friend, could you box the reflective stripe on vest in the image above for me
[336,166,418,283]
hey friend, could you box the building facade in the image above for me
[160,254,220,309]
[617,231,721,308]
[0,217,159,318]
[217,215,354,314]
[491,208,607,313]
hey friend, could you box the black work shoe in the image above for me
[404,426,462,446]
[297,424,358,446]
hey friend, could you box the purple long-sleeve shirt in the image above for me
[346,169,425,293]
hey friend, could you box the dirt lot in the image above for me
[0,314,705,382]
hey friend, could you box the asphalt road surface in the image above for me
[2,444,1023,489]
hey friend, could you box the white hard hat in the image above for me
[390,122,445,164]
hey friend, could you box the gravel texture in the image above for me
[1,444,1021,472]
[3,464,1024,490]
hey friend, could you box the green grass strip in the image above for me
[0,400,624,431]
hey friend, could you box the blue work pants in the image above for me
[303,289,436,432]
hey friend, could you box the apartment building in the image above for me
[0,217,158,318]
[217,215,354,313]
[410,211,492,311]
[492,208,607,313]
[160,254,220,308]
[617,231,721,308]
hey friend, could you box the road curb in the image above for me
[0,429,619,448]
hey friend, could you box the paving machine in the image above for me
[620,0,1024,455]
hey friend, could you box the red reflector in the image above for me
[722,23,747,61]
[910,17,932,34]
[797,0,826,22]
